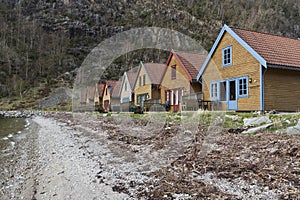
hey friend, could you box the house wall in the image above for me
[264,68,300,111]
[120,76,132,103]
[191,82,202,93]
[102,86,111,111]
[134,66,152,105]
[152,87,161,100]
[160,55,195,104]
[202,32,261,111]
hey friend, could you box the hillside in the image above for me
[0,0,299,109]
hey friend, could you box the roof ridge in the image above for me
[232,27,300,42]
[174,50,207,54]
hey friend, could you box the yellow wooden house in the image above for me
[160,50,207,112]
[197,24,300,111]
[133,62,166,111]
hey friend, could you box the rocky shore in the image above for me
[0,110,42,119]
[1,112,299,199]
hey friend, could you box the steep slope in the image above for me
[0,0,299,107]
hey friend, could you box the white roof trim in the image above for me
[197,24,267,81]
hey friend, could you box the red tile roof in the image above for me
[126,67,139,88]
[233,28,300,68]
[97,84,105,98]
[105,80,119,97]
[175,51,207,80]
[111,80,122,97]
[143,63,167,85]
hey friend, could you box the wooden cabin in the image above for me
[94,83,105,112]
[102,80,117,112]
[160,50,207,112]
[110,80,122,112]
[133,62,166,111]
[119,67,138,112]
[197,25,300,111]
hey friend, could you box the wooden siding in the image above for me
[160,55,201,105]
[202,32,261,111]
[120,76,132,103]
[264,68,300,111]
[102,86,111,111]
[134,66,153,105]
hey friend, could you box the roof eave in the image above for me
[196,24,267,81]
[267,63,300,71]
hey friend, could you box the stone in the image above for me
[242,123,273,134]
[286,119,300,135]
[243,116,272,127]
[225,115,240,121]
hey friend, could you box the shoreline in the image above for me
[0,118,39,200]
[1,112,299,199]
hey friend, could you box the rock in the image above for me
[286,119,300,135]
[243,116,272,127]
[268,110,278,114]
[0,110,36,118]
[225,115,240,121]
[37,87,72,109]
[242,123,273,134]
[228,128,245,134]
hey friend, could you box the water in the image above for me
[0,118,27,154]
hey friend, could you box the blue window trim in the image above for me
[222,46,232,67]
[237,76,248,98]
[210,76,248,104]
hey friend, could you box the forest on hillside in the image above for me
[0,0,299,102]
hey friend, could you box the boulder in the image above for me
[243,123,273,134]
[286,119,300,135]
[243,116,271,127]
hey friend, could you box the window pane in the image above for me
[220,82,226,101]
[238,78,247,96]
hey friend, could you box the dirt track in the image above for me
[2,112,299,199]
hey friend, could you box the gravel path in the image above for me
[31,116,129,200]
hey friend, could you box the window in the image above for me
[124,81,127,91]
[238,77,248,97]
[222,46,232,67]
[139,76,142,86]
[220,81,227,101]
[165,90,170,102]
[143,74,146,86]
[211,83,218,100]
[171,65,176,79]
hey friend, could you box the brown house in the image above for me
[197,25,300,111]
[94,83,105,112]
[133,62,166,111]
[160,50,207,112]
[110,80,122,112]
